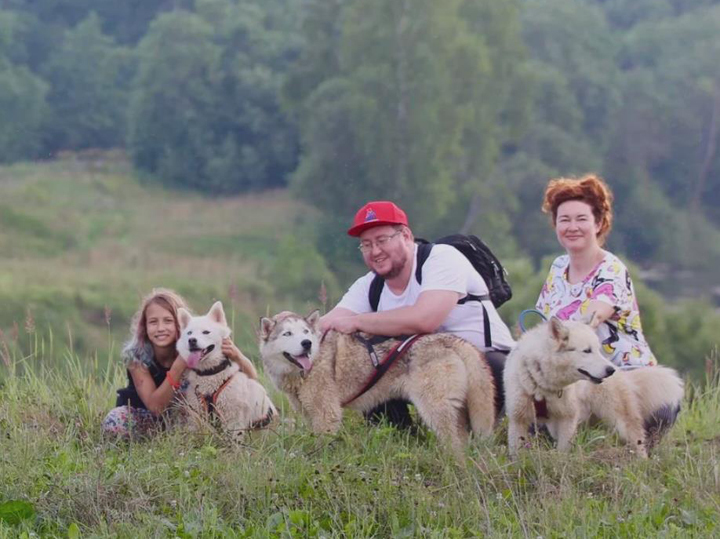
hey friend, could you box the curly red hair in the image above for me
[541,174,614,245]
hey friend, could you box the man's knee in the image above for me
[364,399,414,430]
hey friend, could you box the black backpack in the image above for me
[368,234,512,348]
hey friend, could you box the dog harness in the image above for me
[342,333,425,406]
[192,358,274,431]
[533,390,563,420]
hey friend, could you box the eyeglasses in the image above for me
[358,231,402,253]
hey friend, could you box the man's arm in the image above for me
[328,290,460,335]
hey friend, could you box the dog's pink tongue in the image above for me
[296,355,312,371]
[186,351,202,369]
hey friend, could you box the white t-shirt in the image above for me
[336,244,515,351]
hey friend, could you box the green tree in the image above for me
[128,2,299,194]
[290,0,528,239]
[41,14,134,153]
[0,11,47,162]
[501,0,618,262]
[0,56,48,163]
[128,10,223,190]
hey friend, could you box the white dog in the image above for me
[504,317,683,458]
[177,302,276,438]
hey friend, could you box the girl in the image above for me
[536,174,657,368]
[102,288,247,437]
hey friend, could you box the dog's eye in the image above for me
[187,331,193,335]
[283,331,292,337]
[303,329,309,334]
[202,330,210,335]
[566,347,575,352]
[583,347,592,354]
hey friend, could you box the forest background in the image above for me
[1,0,720,378]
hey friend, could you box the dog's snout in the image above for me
[188,337,197,347]
[606,366,616,377]
[301,339,312,351]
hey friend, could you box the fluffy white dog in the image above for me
[177,302,276,438]
[504,317,683,458]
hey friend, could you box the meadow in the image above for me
[1,156,720,536]
[0,153,336,360]
[1,347,719,537]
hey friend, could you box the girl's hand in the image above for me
[222,338,259,380]
[222,338,242,362]
[173,354,188,370]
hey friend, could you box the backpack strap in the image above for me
[369,241,432,311]
[368,274,384,312]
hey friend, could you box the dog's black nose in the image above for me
[605,366,616,377]
[188,337,197,347]
[301,339,312,351]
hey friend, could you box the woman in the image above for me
[536,174,657,368]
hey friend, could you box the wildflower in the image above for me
[25,308,35,334]
[104,305,112,326]
[0,329,10,367]
[229,283,240,304]
[318,281,328,309]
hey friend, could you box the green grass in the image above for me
[0,153,333,359]
[1,153,720,536]
[1,351,719,537]
[1,153,719,378]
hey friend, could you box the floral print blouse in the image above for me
[536,251,657,368]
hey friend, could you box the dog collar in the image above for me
[192,358,231,376]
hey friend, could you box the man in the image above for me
[319,200,514,425]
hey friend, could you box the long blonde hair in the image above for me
[121,288,190,367]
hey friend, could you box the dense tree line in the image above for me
[1,0,720,272]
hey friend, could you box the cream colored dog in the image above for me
[504,317,683,458]
[259,310,496,457]
[177,302,276,439]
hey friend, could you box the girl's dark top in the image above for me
[115,358,168,409]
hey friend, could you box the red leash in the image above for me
[342,334,424,406]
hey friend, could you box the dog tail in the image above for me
[460,346,496,436]
[233,352,259,380]
[644,403,681,450]
[626,365,684,449]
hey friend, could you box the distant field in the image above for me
[1,154,719,379]
[0,153,334,360]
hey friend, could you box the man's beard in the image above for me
[372,251,409,280]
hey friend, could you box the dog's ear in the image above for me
[208,301,227,326]
[549,316,569,347]
[305,309,320,328]
[259,317,274,340]
[178,308,192,331]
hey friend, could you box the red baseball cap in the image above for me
[347,201,409,237]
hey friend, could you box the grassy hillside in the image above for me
[1,355,719,536]
[1,153,719,379]
[1,155,720,536]
[0,152,340,361]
